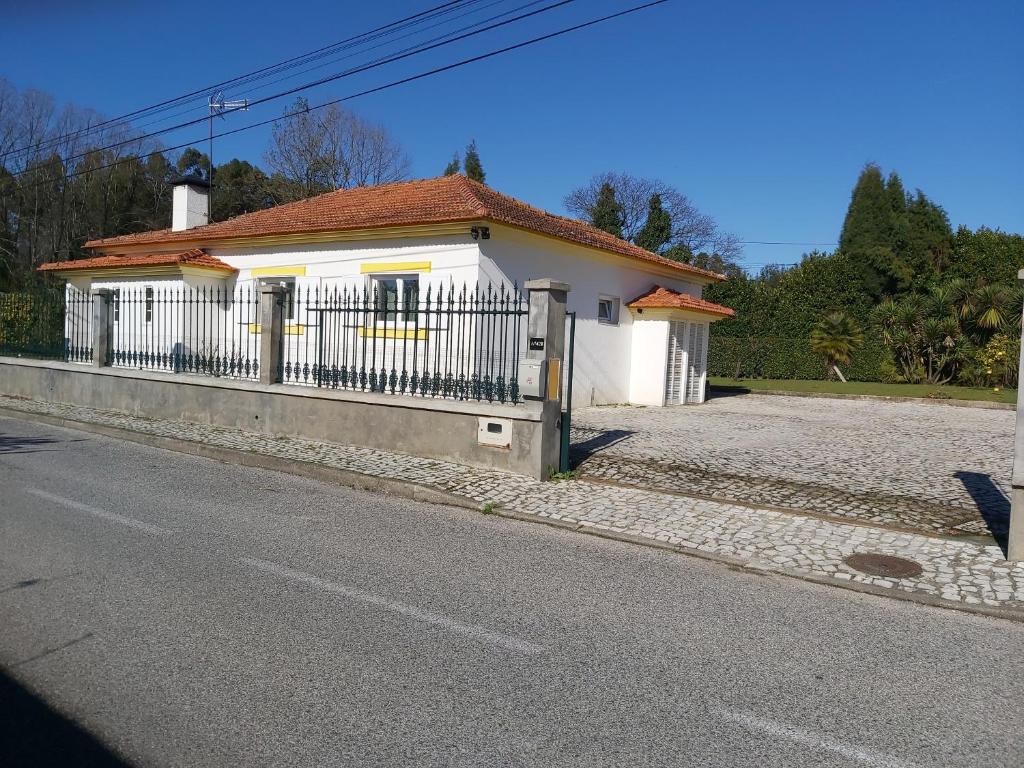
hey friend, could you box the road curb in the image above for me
[0,406,480,514]
[3,404,1020,624]
[710,387,1015,410]
[492,507,1024,624]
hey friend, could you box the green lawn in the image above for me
[709,377,1017,404]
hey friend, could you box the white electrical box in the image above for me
[478,417,513,448]
[519,359,546,399]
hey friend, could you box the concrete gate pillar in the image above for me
[90,288,113,368]
[524,279,570,478]
[259,284,286,386]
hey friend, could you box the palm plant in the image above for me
[809,311,864,381]
[945,277,976,322]
[973,284,1014,330]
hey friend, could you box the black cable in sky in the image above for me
[0,0,478,163]
[11,0,578,177]
[12,0,669,196]
[115,0,544,143]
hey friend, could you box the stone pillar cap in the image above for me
[524,278,570,292]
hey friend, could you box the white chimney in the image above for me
[171,175,210,231]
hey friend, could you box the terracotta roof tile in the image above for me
[38,248,235,273]
[627,285,735,317]
[83,175,726,282]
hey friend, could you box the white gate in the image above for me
[685,322,707,404]
[664,320,686,405]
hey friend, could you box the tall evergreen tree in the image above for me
[840,164,909,299]
[590,182,625,239]
[634,193,672,252]
[463,140,485,183]
[442,153,460,176]
[904,190,952,276]
[839,163,891,254]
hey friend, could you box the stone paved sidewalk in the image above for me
[2,394,1022,617]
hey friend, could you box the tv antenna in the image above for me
[207,91,249,221]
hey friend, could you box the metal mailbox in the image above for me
[518,358,546,399]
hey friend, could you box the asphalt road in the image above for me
[1,415,1022,768]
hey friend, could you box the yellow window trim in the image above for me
[251,265,307,277]
[358,327,428,340]
[359,261,431,274]
[246,323,305,335]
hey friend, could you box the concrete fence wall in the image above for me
[0,357,558,478]
[0,278,570,480]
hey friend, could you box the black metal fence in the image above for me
[1,281,529,405]
[0,287,92,362]
[109,285,261,379]
[282,282,528,404]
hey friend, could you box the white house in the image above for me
[40,174,734,406]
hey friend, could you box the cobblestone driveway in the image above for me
[571,394,1013,540]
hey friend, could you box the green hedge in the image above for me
[708,335,889,381]
[0,290,67,360]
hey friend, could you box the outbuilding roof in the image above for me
[627,285,735,317]
[38,248,235,274]
[81,175,726,282]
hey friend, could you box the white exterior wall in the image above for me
[628,319,670,406]
[209,234,481,291]
[477,225,705,405]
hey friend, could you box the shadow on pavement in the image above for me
[0,434,65,455]
[569,428,634,467]
[707,385,752,400]
[955,470,1010,556]
[0,667,134,767]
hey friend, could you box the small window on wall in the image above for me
[258,277,296,321]
[371,275,419,323]
[597,296,620,325]
[112,289,120,323]
[145,287,154,323]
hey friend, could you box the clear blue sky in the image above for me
[3,0,1021,270]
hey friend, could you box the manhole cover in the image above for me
[843,553,923,579]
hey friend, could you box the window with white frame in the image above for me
[597,295,620,325]
[112,288,120,323]
[144,287,154,323]
[370,274,420,324]
[258,277,296,321]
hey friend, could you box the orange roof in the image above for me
[38,248,235,274]
[83,175,725,282]
[627,285,735,317]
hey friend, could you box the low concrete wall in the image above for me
[0,357,557,479]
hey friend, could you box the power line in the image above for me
[739,240,837,246]
[117,0,534,141]
[0,0,484,164]
[11,0,579,177]
[9,0,670,195]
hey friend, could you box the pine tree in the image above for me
[463,140,485,183]
[905,191,953,276]
[840,164,905,299]
[839,163,891,254]
[443,153,460,176]
[634,193,672,252]
[590,182,625,239]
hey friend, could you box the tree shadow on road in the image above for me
[955,470,1010,556]
[0,434,81,455]
[0,667,135,767]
